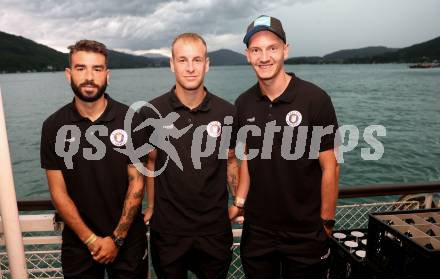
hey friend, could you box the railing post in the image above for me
[0,87,28,278]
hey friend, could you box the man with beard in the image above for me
[40,40,148,278]
[142,33,239,279]
[230,16,340,278]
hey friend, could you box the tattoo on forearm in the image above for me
[228,173,238,195]
[114,166,145,237]
[133,189,143,199]
[127,206,138,220]
[115,222,130,235]
[231,174,238,188]
[115,205,140,236]
[227,158,239,194]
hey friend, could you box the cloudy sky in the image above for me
[1,0,439,57]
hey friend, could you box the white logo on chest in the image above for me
[110,129,128,146]
[285,110,302,127]
[207,121,222,137]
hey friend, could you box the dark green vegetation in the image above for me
[0,31,161,73]
[1,30,439,72]
[286,36,440,64]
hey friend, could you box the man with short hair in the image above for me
[230,16,340,278]
[142,33,238,279]
[40,39,148,278]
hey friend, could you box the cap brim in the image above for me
[243,26,270,45]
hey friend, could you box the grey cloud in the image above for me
[0,0,319,52]
[1,0,439,57]
[0,0,167,19]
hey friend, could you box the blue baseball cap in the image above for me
[243,15,286,46]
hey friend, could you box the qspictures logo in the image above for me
[54,101,386,177]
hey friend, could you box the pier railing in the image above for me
[0,181,439,278]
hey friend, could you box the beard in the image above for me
[71,79,107,103]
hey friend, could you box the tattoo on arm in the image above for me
[114,165,145,237]
[229,173,238,192]
[133,189,143,199]
[116,222,130,233]
[227,151,239,195]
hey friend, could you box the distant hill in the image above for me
[372,36,440,63]
[144,48,247,66]
[0,31,67,72]
[286,36,440,64]
[323,46,398,62]
[284,56,324,64]
[106,50,160,68]
[285,46,399,64]
[0,30,246,72]
[143,53,169,59]
[0,30,164,73]
[2,29,439,70]
[208,49,247,66]
[142,53,169,65]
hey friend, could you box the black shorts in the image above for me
[61,224,148,279]
[150,230,233,279]
[240,223,330,279]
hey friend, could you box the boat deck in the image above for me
[0,182,439,278]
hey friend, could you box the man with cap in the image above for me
[142,32,239,279]
[229,15,340,278]
[40,39,148,278]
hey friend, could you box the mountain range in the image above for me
[1,30,439,73]
[141,49,248,66]
[285,37,440,64]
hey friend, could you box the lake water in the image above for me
[0,64,439,200]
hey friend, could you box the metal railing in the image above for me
[0,215,62,278]
[13,181,440,211]
[1,181,439,278]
